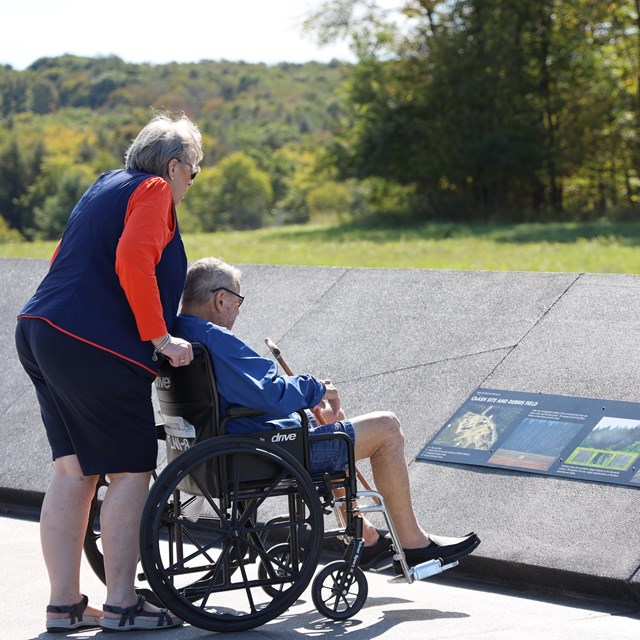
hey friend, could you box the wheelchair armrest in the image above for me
[224,407,310,423]
[220,406,266,438]
[225,405,265,419]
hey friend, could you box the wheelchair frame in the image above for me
[84,343,459,632]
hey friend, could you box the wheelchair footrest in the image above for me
[411,558,458,581]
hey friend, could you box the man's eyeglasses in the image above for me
[179,159,199,181]
[211,287,244,307]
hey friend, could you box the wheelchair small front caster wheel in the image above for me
[311,560,368,620]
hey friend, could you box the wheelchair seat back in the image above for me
[155,345,222,495]
[155,346,220,456]
[155,344,309,496]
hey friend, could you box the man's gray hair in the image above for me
[125,111,203,178]
[182,258,242,306]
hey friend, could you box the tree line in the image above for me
[2,0,640,242]
[306,0,640,222]
[0,55,353,240]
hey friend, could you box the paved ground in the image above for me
[2,509,639,640]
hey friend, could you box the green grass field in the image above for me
[2,221,640,273]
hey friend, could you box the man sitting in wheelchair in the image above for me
[173,257,480,573]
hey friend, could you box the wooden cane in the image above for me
[265,338,327,426]
[265,337,376,494]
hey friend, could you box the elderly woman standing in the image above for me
[15,112,201,632]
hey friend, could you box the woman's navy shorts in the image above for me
[15,318,158,476]
[307,413,355,475]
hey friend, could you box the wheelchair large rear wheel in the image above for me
[139,436,324,632]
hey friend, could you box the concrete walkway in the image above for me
[2,509,638,640]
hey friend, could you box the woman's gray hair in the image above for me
[182,258,242,306]
[124,112,203,178]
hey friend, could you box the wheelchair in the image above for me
[84,343,460,632]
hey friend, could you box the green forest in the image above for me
[2,0,640,243]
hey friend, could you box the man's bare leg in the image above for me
[352,411,430,549]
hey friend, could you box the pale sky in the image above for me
[1,1,357,69]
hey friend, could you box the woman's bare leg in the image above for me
[100,472,149,607]
[40,455,102,620]
[100,471,177,620]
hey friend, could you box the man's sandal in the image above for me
[100,595,183,632]
[45,594,101,633]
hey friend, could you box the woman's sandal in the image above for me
[100,595,183,632]
[45,594,101,633]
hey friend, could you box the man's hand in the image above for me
[313,380,346,423]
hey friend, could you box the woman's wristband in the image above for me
[152,333,171,361]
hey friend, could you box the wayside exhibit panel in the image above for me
[419,388,640,487]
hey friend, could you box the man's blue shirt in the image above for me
[173,313,325,433]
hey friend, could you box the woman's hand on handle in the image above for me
[152,334,193,367]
